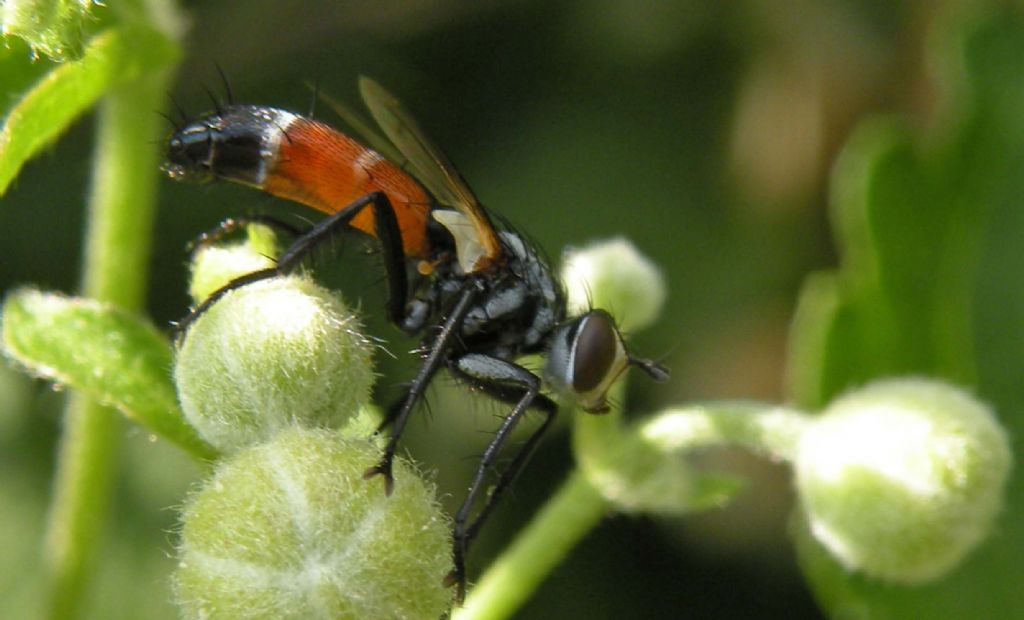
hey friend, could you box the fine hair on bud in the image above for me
[174,276,375,453]
[175,428,453,619]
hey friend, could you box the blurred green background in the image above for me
[2,1,1021,618]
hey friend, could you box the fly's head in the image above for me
[544,309,668,413]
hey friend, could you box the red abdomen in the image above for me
[264,118,433,258]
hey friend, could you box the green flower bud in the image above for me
[795,378,1011,583]
[188,224,280,305]
[175,428,453,619]
[561,237,666,333]
[174,276,375,453]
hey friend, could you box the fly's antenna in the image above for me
[214,61,234,105]
[628,355,670,382]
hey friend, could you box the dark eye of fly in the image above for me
[572,312,618,393]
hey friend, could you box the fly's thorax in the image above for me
[164,106,298,187]
[498,231,563,347]
[450,231,564,354]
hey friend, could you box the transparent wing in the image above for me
[304,81,406,166]
[358,77,502,269]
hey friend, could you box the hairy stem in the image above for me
[43,69,175,619]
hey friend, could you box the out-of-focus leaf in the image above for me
[1,0,97,60]
[786,272,866,409]
[1,289,217,461]
[787,6,1024,618]
[0,27,179,195]
[0,39,55,117]
[788,116,967,407]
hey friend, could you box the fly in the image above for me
[163,77,668,600]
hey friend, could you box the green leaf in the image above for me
[1,0,96,60]
[787,6,1024,619]
[790,116,956,402]
[1,289,217,461]
[786,272,866,410]
[789,6,1024,403]
[0,39,55,119]
[0,26,180,195]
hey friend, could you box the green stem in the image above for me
[457,402,811,619]
[44,397,120,620]
[453,469,606,620]
[637,402,811,462]
[43,70,176,619]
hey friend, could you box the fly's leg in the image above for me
[174,191,409,336]
[443,353,558,602]
[186,215,306,252]
[363,284,479,494]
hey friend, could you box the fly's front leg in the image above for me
[174,191,408,336]
[444,353,558,602]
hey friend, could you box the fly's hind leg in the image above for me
[174,191,409,336]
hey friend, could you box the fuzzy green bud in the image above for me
[175,428,453,619]
[795,378,1011,583]
[188,223,280,305]
[174,276,375,453]
[561,237,666,333]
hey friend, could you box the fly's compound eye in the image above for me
[545,310,629,413]
[571,311,622,393]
